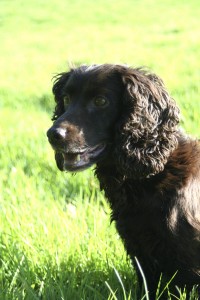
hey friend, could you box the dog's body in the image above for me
[96,135,200,297]
[47,64,200,298]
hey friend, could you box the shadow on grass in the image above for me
[38,94,54,115]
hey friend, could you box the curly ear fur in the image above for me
[52,71,73,121]
[114,68,180,179]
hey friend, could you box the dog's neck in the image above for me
[95,130,199,205]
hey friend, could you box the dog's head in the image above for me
[47,64,180,177]
[47,65,124,172]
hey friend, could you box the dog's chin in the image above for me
[56,144,107,172]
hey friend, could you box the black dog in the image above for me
[47,64,200,299]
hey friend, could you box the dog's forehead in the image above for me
[80,65,113,81]
[84,65,111,80]
[67,66,116,92]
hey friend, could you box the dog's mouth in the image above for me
[59,143,107,171]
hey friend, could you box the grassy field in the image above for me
[0,0,200,299]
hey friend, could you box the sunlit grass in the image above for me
[0,0,200,298]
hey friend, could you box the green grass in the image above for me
[0,0,200,299]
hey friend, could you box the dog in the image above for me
[47,64,200,299]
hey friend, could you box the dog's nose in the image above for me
[46,127,66,142]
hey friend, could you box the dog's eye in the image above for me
[63,95,70,108]
[93,96,108,107]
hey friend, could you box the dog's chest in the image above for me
[106,181,172,258]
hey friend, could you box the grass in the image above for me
[0,0,200,299]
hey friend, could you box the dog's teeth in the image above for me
[77,154,81,162]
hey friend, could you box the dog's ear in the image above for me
[52,70,73,121]
[51,70,73,171]
[114,68,180,179]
